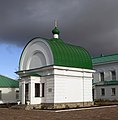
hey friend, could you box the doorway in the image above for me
[25,83,29,103]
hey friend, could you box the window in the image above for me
[42,83,45,97]
[0,91,2,100]
[100,72,104,81]
[35,83,40,97]
[16,90,19,99]
[111,88,116,96]
[111,71,116,80]
[101,88,105,96]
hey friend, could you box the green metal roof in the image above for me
[19,37,93,70]
[19,29,93,70]
[0,75,19,88]
[47,38,92,69]
[93,80,118,86]
[92,54,118,65]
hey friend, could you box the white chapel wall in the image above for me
[53,67,94,103]
[20,38,54,71]
[54,75,83,103]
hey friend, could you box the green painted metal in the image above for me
[25,72,41,77]
[93,80,118,86]
[92,54,118,64]
[47,38,92,69]
[52,27,60,34]
[0,75,19,88]
[19,37,93,71]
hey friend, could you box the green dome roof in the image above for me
[19,37,92,70]
[47,38,92,69]
[52,27,60,34]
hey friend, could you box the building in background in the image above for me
[92,54,118,101]
[0,75,19,104]
[16,24,94,109]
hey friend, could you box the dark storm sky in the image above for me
[0,0,118,56]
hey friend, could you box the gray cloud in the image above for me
[0,0,118,56]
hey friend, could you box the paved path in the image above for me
[55,105,118,112]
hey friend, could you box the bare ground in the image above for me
[0,106,118,120]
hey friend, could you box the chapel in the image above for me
[16,23,94,109]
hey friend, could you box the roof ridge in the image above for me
[0,74,16,81]
[93,53,118,59]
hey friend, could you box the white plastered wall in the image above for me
[19,66,94,104]
[0,88,19,104]
[19,75,55,105]
[53,66,94,103]
[95,85,118,100]
[93,62,118,83]
[93,62,118,100]
[19,38,53,71]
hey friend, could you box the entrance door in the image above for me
[92,88,94,101]
[25,83,29,103]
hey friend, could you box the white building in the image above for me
[92,54,118,101]
[0,75,19,104]
[16,25,95,109]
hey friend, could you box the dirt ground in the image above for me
[0,106,118,120]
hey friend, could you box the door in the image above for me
[25,83,29,103]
